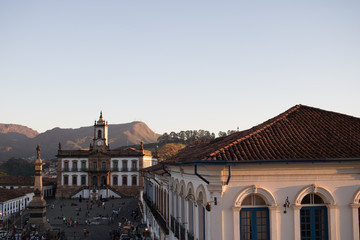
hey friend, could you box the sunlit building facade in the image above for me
[56,112,157,199]
[141,105,360,240]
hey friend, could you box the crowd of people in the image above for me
[1,197,145,240]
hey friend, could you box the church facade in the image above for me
[56,112,157,199]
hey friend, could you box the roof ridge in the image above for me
[207,104,303,158]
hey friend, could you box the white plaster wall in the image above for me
[62,158,88,168]
[0,193,34,220]
[217,163,360,240]
[109,172,139,186]
[168,163,360,240]
[110,157,139,168]
[61,172,89,186]
[143,156,153,168]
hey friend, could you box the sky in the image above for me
[1,0,359,136]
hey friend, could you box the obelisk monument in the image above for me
[27,145,50,231]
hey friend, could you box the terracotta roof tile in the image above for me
[0,188,29,202]
[0,176,54,186]
[169,105,360,162]
[141,163,168,175]
[0,176,34,186]
[57,147,153,157]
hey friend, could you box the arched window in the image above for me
[240,194,269,240]
[300,193,328,240]
[97,130,102,138]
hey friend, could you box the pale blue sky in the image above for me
[1,1,359,135]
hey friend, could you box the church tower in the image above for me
[93,111,109,149]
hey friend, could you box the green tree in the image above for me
[218,131,227,137]
[157,143,186,161]
[0,157,34,177]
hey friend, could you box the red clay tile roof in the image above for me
[57,147,153,157]
[168,105,360,162]
[0,188,31,202]
[0,176,34,186]
[0,176,55,186]
[141,163,169,175]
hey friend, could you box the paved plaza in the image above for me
[46,197,142,240]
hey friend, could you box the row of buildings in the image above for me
[0,112,158,226]
[0,176,56,227]
[140,105,360,240]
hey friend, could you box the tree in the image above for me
[157,143,186,161]
[218,131,227,137]
[0,157,34,177]
[227,130,237,135]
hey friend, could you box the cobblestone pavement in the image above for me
[46,197,141,240]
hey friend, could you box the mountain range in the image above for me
[0,122,160,162]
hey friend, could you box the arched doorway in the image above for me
[240,194,269,240]
[294,184,336,240]
[300,193,328,240]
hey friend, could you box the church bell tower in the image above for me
[93,111,109,149]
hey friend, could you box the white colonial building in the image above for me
[56,112,157,199]
[141,105,360,240]
[0,188,34,224]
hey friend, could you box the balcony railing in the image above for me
[180,223,186,240]
[121,167,128,172]
[174,218,180,238]
[171,215,175,233]
[62,167,69,172]
[131,167,138,171]
[87,168,109,172]
[112,167,119,171]
[187,231,194,240]
[143,193,169,234]
[71,168,78,172]
[80,167,87,171]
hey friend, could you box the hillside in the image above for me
[0,124,39,138]
[0,121,159,161]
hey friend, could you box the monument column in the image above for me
[27,145,50,232]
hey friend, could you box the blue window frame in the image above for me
[240,207,269,240]
[300,206,328,240]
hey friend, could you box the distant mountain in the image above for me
[0,124,39,138]
[0,121,160,162]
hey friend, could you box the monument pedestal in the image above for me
[27,190,50,232]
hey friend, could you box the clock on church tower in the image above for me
[93,111,109,149]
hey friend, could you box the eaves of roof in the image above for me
[165,158,360,166]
